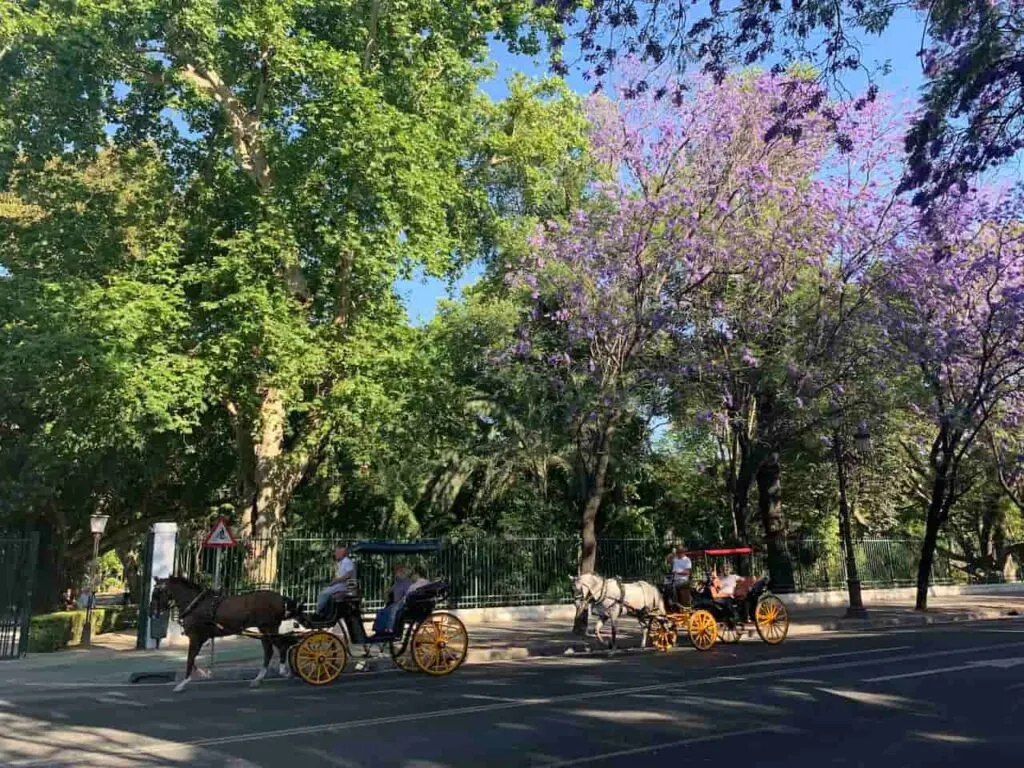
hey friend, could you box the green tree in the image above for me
[1,1,584,572]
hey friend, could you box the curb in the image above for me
[812,607,1019,632]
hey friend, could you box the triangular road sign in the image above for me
[202,517,237,548]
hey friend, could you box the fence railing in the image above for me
[173,535,1012,611]
[0,534,39,658]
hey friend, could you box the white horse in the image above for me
[571,573,664,650]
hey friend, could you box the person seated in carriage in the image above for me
[371,565,411,636]
[371,567,433,637]
[710,571,739,598]
[710,569,753,599]
[313,544,357,620]
[708,568,757,627]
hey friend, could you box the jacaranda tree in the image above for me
[885,188,1024,609]
[508,65,889,574]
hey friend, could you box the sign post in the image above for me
[137,523,177,650]
[201,517,237,673]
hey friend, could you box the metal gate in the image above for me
[0,534,40,658]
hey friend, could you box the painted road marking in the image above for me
[11,640,1024,766]
[9,645,910,695]
[865,657,1024,682]
[535,725,801,767]
[297,746,361,766]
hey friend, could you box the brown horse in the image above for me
[150,575,299,693]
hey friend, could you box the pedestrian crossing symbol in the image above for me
[202,517,237,548]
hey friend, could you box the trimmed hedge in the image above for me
[27,606,140,653]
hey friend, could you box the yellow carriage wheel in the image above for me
[649,619,678,652]
[754,595,789,645]
[294,631,348,686]
[718,623,742,644]
[389,637,420,673]
[688,609,718,651]
[287,643,300,676]
[411,612,469,676]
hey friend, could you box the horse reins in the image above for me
[578,576,638,615]
[173,587,229,632]
[178,589,208,620]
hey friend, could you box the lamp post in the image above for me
[80,514,109,647]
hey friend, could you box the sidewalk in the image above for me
[2,594,1021,686]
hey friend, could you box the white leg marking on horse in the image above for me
[278,663,290,678]
[193,665,210,679]
[250,667,267,688]
[173,676,191,693]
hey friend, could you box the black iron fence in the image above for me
[0,534,39,658]
[172,535,1005,610]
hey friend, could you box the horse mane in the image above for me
[165,574,205,592]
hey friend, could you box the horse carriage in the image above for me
[150,539,468,692]
[288,540,469,684]
[645,546,790,652]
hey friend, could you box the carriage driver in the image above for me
[314,544,357,619]
[665,544,693,608]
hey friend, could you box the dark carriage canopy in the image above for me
[350,540,443,555]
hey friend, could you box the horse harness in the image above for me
[584,577,641,616]
[177,588,229,633]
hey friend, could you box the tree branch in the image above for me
[364,0,383,72]
[178,63,272,192]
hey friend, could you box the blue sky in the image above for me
[396,8,930,325]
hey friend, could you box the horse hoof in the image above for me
[250,680,261,689]
[278,664,290,678]
[173,680,188,693]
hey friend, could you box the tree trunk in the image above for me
[832,429,864,613]
[732,455,755,545]
[756,449,794,590]
[238,388,306,585]
[727,405,756,544]
[579,425,615,575]
[116,543,140,605]
[729,455,756,577]
[916,456,951,611]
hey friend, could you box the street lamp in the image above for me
[80,514,109,647]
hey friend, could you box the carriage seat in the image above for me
[405,579,448,603]
[329,589,362,604]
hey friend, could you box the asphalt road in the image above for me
[1,619,1023,767]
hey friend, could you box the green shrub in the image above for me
[100,606,138,633]
[28,605,142,652]
[28,609,107,653]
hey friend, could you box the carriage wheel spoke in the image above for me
[294,631,347,685]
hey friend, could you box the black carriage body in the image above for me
[307,540,451,639]
[288,539,468,681]
[692,577,770,624]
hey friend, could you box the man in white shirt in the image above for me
[315,545,357,617]
[666,545,693,608]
